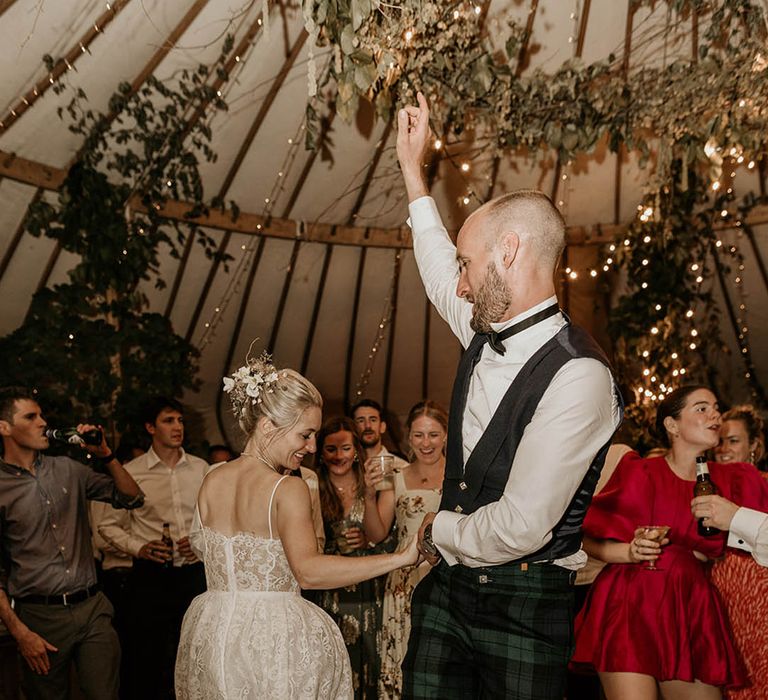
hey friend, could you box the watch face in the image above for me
[423,524,438,557]
[422,539,438,557]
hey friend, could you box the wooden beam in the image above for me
[0,189,42,285]
[575,0,592,57]
[0,0,19,20]
[300,244,334,375]
[382,251,403,411]
[0,0,132,134]
[0,151,67,189]
[214,235,267,440]
[5,149,768,249]
[421,298,431,399]
[72,0,211,166]
[516,0,540,75]
[344,248,367,408]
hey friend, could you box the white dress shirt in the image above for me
[409,196,622,569]
[98,447,210,566]
[90,501,133,570]
[728,507,768,566]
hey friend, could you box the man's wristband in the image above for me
[100,452,117,464]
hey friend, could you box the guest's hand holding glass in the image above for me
[629,525,670,569]
[342,525,366,551]
[363,455,395,493]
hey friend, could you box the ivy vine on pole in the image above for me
[0,36,238,444]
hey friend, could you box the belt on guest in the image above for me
[15,583,101,606]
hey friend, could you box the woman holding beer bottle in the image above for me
[570,385,768,699]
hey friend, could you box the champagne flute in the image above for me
[638,525,670,570]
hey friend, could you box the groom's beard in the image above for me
[469,263,512,334]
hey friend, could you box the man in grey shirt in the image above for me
[0,387,143,699]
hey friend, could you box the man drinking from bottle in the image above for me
[0,386,143,699]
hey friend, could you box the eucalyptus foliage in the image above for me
[302,0,768,443]
[0,40,235,435]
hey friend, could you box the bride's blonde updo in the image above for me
[223,351,322,446]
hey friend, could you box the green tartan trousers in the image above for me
[402,559,576,699]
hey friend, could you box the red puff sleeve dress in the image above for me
[570,452,768,689]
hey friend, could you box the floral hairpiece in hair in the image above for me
[222,350,283,417]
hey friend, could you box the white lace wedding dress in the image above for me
[175,475,353,699]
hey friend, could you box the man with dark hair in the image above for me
[207,443,234,464]
[0,386,143,699]
[350,398,408,471]
[396,94,623,699]
[99,396,209,699]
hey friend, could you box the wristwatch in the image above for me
[422,523,440,559]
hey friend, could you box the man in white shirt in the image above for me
[396,93,622,699]
[351,398,408,471]
[99,397,209,700]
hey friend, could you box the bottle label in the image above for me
[695,458,710,478]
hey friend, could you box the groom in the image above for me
[396,93,623,698]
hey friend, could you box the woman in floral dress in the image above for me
[364,400,448,699]
[315,416,395,699]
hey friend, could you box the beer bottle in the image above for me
[161,522,174,569]
[46,427,103,446]
[693,456,720,536]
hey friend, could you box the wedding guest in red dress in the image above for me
[710,405,768,699]
[571,385,768,699]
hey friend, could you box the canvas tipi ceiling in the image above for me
[0,0,766,448]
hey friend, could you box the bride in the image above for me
[175,353,419,699]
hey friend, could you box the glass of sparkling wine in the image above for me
[639,525,670,570]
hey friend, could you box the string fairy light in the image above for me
[0,0,128,133]
[353,250,403,399]
[197,114,309,350]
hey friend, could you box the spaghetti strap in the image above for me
[268,474,290,540]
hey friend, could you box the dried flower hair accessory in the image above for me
[223,351,284,417]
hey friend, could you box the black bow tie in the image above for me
[484,303,561,355]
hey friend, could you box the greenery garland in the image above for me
[303,0,768,444]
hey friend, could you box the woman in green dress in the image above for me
[315,416,395,699]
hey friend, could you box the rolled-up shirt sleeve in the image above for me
[728,507,768,566]
[98,504,146,558]
[82,463,144,510]
[432,358,620,567]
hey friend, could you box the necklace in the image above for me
[241,452,280,473]
[332,479,356,494]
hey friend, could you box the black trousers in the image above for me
[100,566,133,699]
[126,560,205,700]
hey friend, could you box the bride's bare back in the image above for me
[197,458,293,540]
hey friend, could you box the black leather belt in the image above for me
[15,583,100,606]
